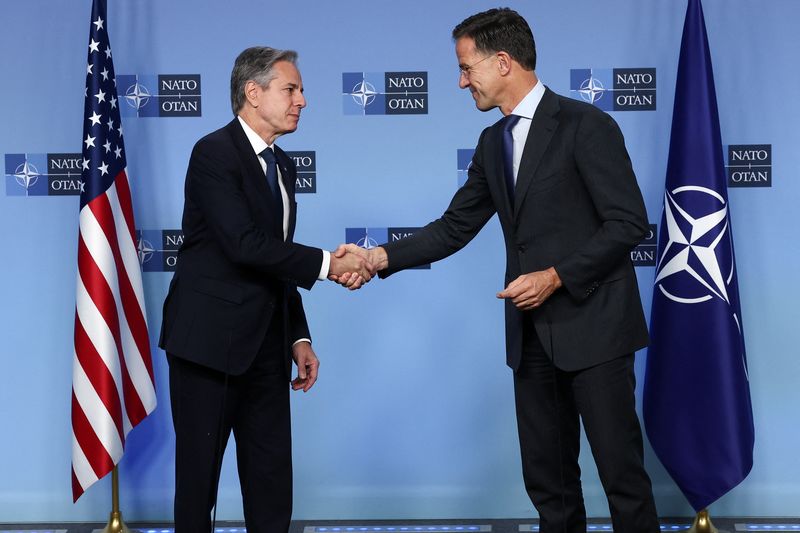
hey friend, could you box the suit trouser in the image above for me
[513,329,659,533]
[168,317,291,533]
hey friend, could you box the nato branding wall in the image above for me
[1,0,797,522]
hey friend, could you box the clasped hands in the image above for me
[327,244,388,290]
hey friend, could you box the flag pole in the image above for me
[101,466,139,533]
[687,509,729,533]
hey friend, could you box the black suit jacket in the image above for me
[383,88,650,371]
[159,118,323,375]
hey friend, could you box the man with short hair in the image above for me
[338,8,660,533]
[160,47,370,533]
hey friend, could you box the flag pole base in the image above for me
[99,466,140,533]
[687,509,729,533]
[100,510,140,533]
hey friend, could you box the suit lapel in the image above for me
[513,89,559,218]
[226,119,283,238]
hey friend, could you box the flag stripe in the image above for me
[87,194,149,425]
[75,266,130,432]
[71,437,97,503]
[74,315,124,440]
[72,353,124,463]
[71,392,114,479]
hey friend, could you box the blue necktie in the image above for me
[501,114,521,205]
[260,147,284,227]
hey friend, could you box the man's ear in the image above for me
[496,51,512,76]
[244,80,260,108]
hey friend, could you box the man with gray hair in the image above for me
[159,46,371,532]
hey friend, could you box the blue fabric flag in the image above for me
[643,0,754,512]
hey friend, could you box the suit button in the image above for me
[517,245,526,252]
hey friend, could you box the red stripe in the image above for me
[71,391,114,481]
[72,469,83,503]
[74,312,124,441]
[86,195,149,425]
[112,173,156,384]
[114,170,137,245]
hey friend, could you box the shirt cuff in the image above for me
[293,338,311,346]
[317,249,331,280]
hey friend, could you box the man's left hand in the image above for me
[291,341,319,392]
[497,267,562,310]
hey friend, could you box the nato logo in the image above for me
[118,74,201,117]
[345,227,430,269]
[5,153,83,196]
[631,224,657,267]
[342,72,428,115]
[570,68,656,111]
[726,144,771,188]
[285,151,316,193]
[137,229,183,272]
[654,186,735,305]
[457,149,475,188]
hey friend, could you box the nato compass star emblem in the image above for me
[125,82,151,110]
[356,232,380,249]
[137,237,155,265]
[578,76,605,104]
[13,160,40,191]
[350,80,377,109]
[654,185,734,305]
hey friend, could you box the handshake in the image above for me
[327,244,389,290]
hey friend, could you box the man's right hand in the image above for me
[328,248,375,290]
[329,244,388,289]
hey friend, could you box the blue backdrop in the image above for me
[1,0,798,523]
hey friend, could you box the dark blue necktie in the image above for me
[501,114,521,205]
[260,147,284,228]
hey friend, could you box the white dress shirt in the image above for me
[507,80,546,184]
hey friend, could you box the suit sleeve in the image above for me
[554,110,649,300]
[287,286,311,342]
[381,128,497,276]
[187,139,323,290]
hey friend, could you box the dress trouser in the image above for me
[513,328,659,533]
[168,314,291,533]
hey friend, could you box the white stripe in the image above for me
[106,180,149,316]
[105,183,157,420]
[72,348,124,463]
[75,271,133,432]
[124,343,157,418]
[71,430,99,491]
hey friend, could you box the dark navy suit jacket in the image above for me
[160,118,322,375]
[382,88,650,371]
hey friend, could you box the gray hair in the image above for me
[230,46,298,115]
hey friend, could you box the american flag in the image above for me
[72,0,156,502]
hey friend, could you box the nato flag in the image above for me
[643,0,754,512]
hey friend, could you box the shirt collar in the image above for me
[510,79,545,120]
[237,115,273,155]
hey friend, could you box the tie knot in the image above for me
[502,114,521,132]
[260,147,276,164]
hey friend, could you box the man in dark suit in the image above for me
[159,47,371,533]
[336,8,659,533]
